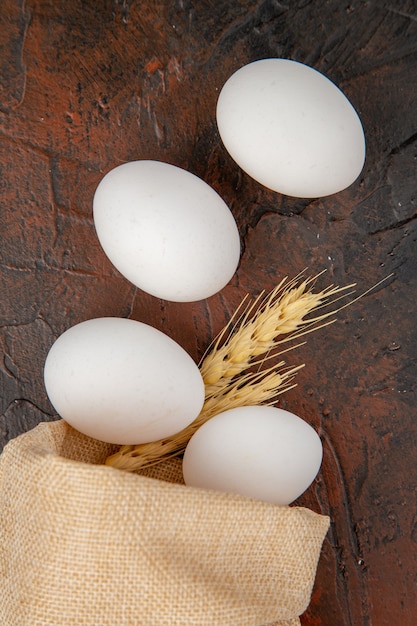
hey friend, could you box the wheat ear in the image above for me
[105,272,355,471]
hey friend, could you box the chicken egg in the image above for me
[182,405,323,505]
[93,160,241,302]
[44,317,205,445]
[216,58,366,198]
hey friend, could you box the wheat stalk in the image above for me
[105,271,356,472]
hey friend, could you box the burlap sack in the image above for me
[0,420,329,626]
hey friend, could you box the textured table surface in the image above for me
[1,1,416,624]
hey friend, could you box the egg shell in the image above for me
[93,160,241,302]
[182,405,323,505]
[216,58,366,198]
[44,317,205,445]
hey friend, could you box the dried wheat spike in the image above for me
[105,272,355,472]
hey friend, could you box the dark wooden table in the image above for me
[1,1,416,624]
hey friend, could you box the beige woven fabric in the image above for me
[0,420,329,626]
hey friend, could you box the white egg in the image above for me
[44,317,205,445]
[93,160,241,302]
[182,405,323,505]
[216,58,366,198]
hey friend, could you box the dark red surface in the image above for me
[1,1,417,624]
